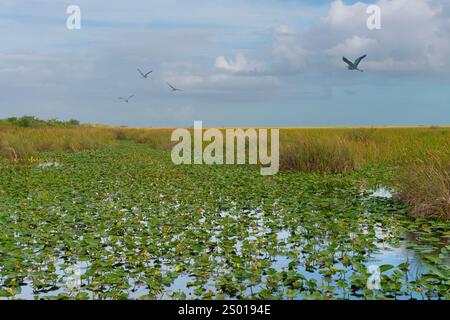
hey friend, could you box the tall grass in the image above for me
[280,127,450,170]
[0,127,175,162]
[112,128,174,150]
[397,156,450,220]
[2,126,449,168]
[280,136,358,173]
[0,127,115,161]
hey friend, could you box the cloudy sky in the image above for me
[1,0,450,127]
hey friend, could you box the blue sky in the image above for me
[0,0,449,127]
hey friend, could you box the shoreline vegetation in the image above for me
[1,117,449,220]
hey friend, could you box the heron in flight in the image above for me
[167,82,183,92]
[343,54,367,72]
[137,68,153,78]
[118,95,134,103]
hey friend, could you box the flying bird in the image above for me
[118,95,134,103]
[167,82,183,92]
[137,68,153,78]
[343,54,367,72]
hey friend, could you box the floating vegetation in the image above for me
[0,142,448,300]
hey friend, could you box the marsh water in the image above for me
[1,145,448,300]
[8,187,447,300]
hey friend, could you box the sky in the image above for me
[0,0,450,127]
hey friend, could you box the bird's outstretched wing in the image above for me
[354,54,367,67]
[342,56,353,67]
[127,95,135,100]
[137,69,145,77]
[166,82,184,91]
[167,82,184,91]
[138,69,153,77]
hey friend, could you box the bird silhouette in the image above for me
[118,95,134,103]
[137,68,153,78]
[167,82,183,92]
[343,55,367,72]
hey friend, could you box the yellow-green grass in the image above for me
[112,128,175,150]
[2,126,449,166]
[280,126,450,167]
[279,135,357,173]
[2,126,449,161]
[0,127,115,161]
[397,155,450,220]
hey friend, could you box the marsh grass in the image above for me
[280,136,358,173]
[0,127,114,161]
[113,128,174,150]
[345,128,377,144]
[280,127,450,170]
[2,126,449,166]
[397,155,450,220]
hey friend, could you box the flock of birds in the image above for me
[118,55,367,103]
[118,68,183,103]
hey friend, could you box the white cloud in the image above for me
[164,70,279,93]
[272,24,310,71]
[265,0,450,75]
[321,0,369,28]
[319,0,450,73]
[215,52,265,74]
[324,36,378,63]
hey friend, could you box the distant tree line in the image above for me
[0,116,80,128]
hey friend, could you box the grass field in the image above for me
[0,126,448,299]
